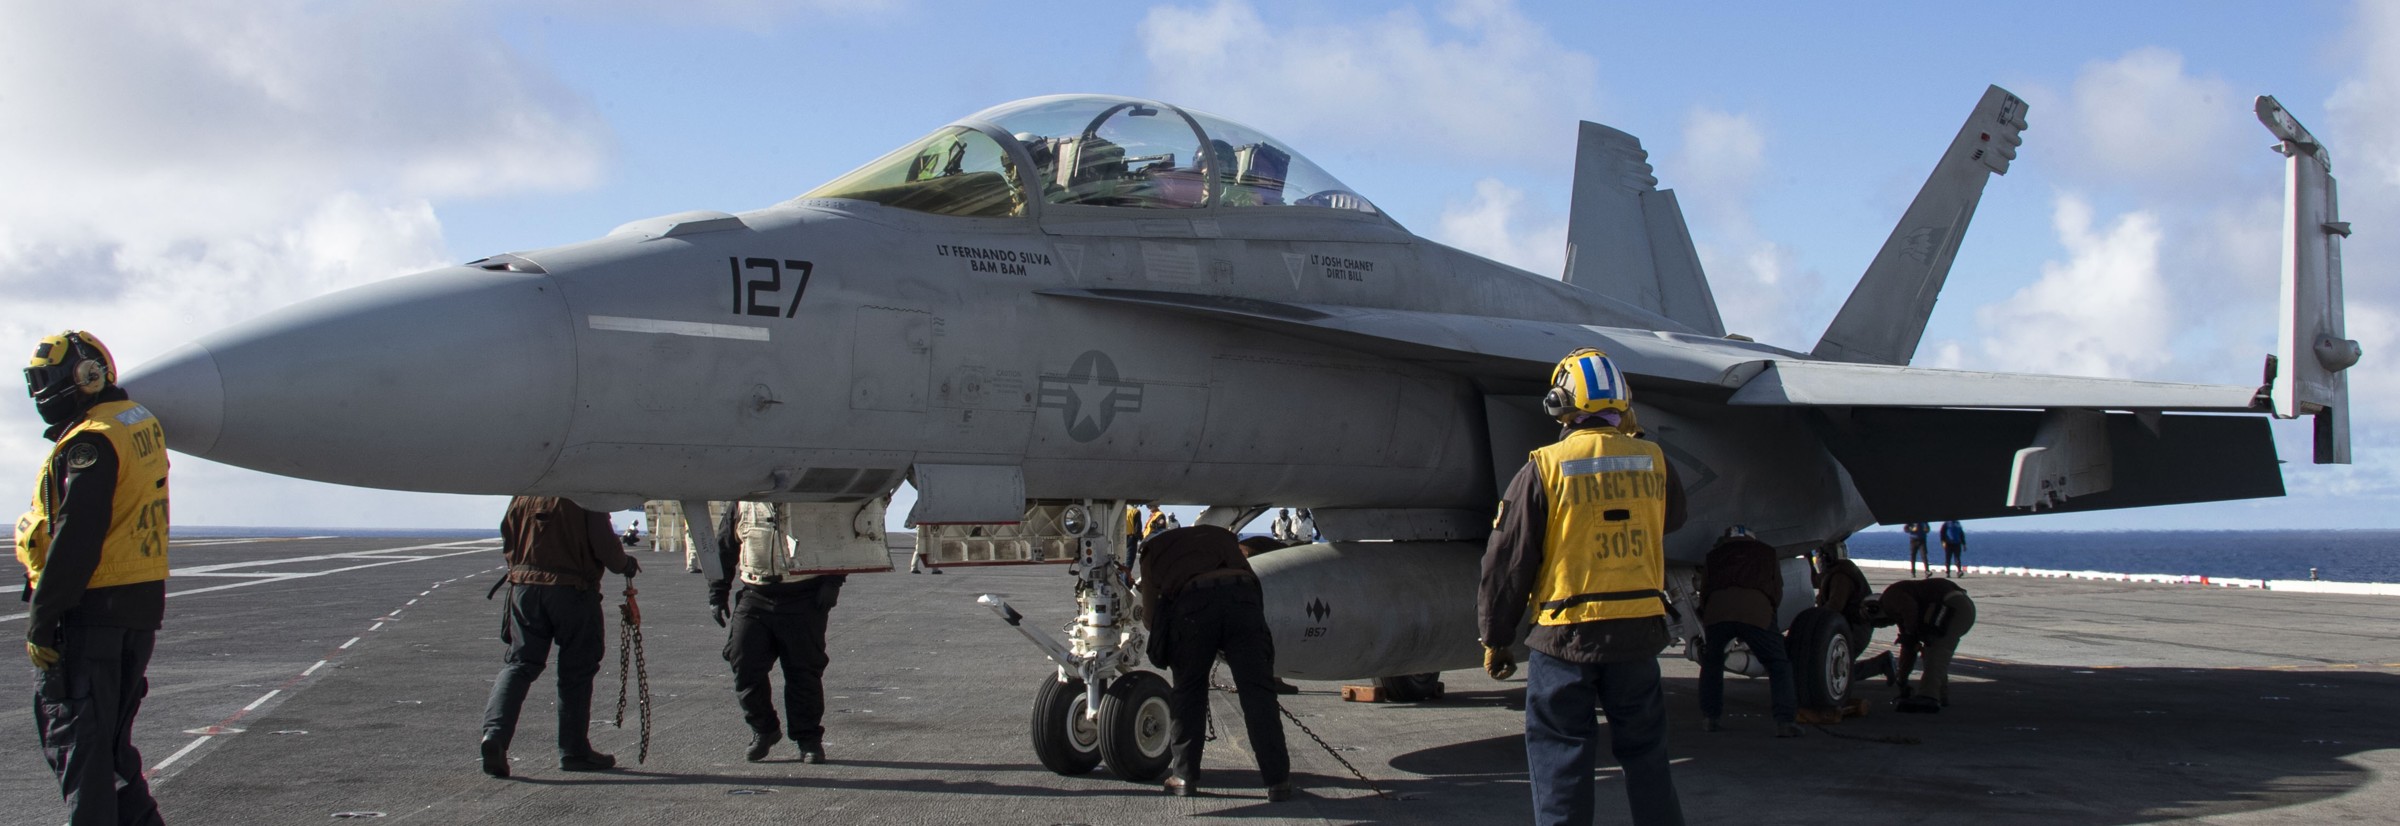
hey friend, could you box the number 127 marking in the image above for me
[731,257,813,318]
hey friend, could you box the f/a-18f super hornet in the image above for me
[122,88,2356,780]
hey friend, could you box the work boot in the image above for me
[1164,777,1196,797]
[1270,677,1301,695]
[559,751,617,772]
[798,743,827,764]
[746,730,781,762]
[1776,722,1805,738]
[1702,717,1721,733]
[1265,782,1296,802]
[479,735,510,778]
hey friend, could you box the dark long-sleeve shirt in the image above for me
[1135,526,1255,633]
[27,389,166,648]
[1480,424,1687,663]
[1699,537,1780,630]
[500,496,635,590]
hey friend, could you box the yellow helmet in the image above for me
[26,331,115,424]
[1542,348,1630,420]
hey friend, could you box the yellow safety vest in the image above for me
[17,400,171,590]
[1528,427,1669,626]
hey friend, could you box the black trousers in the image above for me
[1164,585,1289,786]
[35,625,163,826]
[725,605,831,745]
[481,584,605,756]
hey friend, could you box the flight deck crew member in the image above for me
[1696,531,1800,737]
[20,331,169,826]
[1858,578,1975,707]
[1138,525,1293,801]
[1480,348,1686,826]
[708,504,845,763]
[1938,520,1967,577]
[1902,522,1930,577]
[1814,539,1878,675]
[481,496,641,777]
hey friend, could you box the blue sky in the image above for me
[2,1,2392,531]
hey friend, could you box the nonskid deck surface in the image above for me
[0,536,2393,825]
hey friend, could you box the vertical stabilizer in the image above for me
[1811,85,2028,365]
[1563,122,1725,336]
[2258,95,2358,464]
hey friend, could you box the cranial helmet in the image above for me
[25,331,115,425]
[1541,348,1630,421]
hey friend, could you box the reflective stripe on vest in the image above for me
[1529,428,1668,626]
[19,400,171,590]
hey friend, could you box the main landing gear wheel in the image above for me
[1031,676,1102,775]
[1785,607,1854,709]
[1099,671,1173,781]
[1374,672,1446,702]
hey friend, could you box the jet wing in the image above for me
[1038,288,1792,391]
[1044,288,2266,412]
[1726,361,2262,412]
[1046,288,2286,521]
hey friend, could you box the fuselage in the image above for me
[122,96,1874,563]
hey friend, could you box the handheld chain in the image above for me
[613,583,654,763]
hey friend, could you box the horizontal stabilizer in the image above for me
[1563,122,1725,336]
[1813,85,2027,365]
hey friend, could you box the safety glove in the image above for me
[26,640,58,670]
[1483,646,1516,681]
[707,585,730,628]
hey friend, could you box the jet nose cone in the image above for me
[128,268,576,494]
[119,343,225,457]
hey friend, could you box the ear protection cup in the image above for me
[1541,386,1574,419]
[63,332,110,395]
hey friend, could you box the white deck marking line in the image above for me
[339,638,360,650]
[0,547,498,623]
[588,314,770,341]
[387,609,402,617]
[151,736,211,772]
[171,540,491,575]
[243,690,280,712]
[370,622,384,631]
[302,660,327,676]
[405,599,417,606]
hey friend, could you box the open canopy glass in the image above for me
[804,94,1378,218]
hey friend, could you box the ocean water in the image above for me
[1847,530,2400,584]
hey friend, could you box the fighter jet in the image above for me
[121,88,2357,780]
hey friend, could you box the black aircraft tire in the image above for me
[1786,607,1854,710]
[1099,671,1175,782]
[1031,676,1103,776]
[1374,673,1446,702]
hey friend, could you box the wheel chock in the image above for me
[1341,685,1384,703]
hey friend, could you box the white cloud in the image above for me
[2042,47,2246,194]
[1138,0,1599,167]
[0,1,610,527]
[1432,179,1566,276]
[1667,108,1823,347]
[1971,195,2173,378]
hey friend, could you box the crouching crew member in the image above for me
[1696,530,1800,737]
[21,331,169,826]
[481,496,641,776]
[1858,578,1976,708]
[1480,348,1687,826]
[1139,525,1293,801]
[708,504,844,764]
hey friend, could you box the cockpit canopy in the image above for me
[802,94,1378,219]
